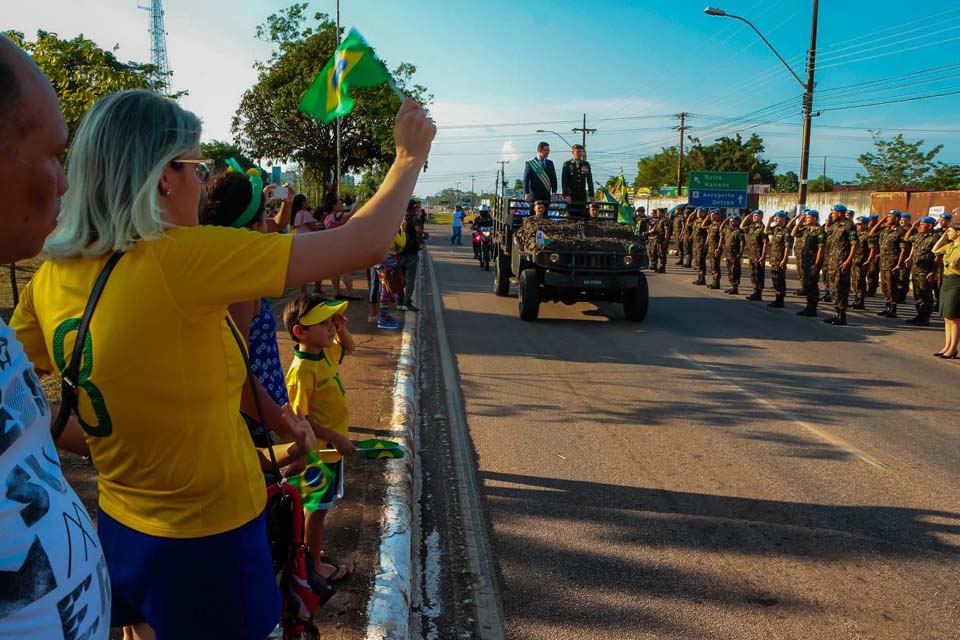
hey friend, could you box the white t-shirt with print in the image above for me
[0,318,110,640]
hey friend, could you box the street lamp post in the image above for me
[535,129,574,149]
[705,2,820,211]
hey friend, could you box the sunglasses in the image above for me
[172,158,213,183]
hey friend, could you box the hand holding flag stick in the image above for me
[313,438,406,460]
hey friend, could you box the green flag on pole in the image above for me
[298,28,393,124]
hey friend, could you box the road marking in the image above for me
[673,349,889,470]
[424,247,508,640]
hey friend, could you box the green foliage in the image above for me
[856,134,943,191]
[199,140,255,173]
[5,30,177,144]
[633,134,776,192]
[774,171,799,193]
[924,162,960,191]
[633,146,679,192]
[513,179,523,193]
[357,164,388,199]
[232,4,430,195]
[808,175,836,192]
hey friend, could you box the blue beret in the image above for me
[805,209,820,218]
[941,212,953,219]
[773,211,788,219]
[832,204,847,212]
[752,209,764,216]
[855,216,869,223]
[888,210,901,217]
[920,216,936,224]
[870,214,879,220]
[731,214,741,219]
[709,208,720,214]
[900,212,912,219]
[848,210,856,215]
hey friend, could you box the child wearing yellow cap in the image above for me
[283,293,358,582]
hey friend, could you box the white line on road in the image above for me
[673,349,889,470]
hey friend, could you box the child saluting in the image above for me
[283,294,359,582]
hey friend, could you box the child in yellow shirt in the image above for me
[283,294,358,582]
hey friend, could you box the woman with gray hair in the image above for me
[11,88,434,638]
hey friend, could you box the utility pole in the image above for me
[797,0,820,210]
[498,160,510,200]
[469,175,476,202]
[138,0,172,95]
[572,113,597,152]
[674,112,689,194]
[455,181,462,207]
[822,155,827,188]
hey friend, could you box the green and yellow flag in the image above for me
[298,29,392,124]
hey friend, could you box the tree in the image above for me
[356,164,388,199]
[513,179,523,194]
[856,134,943,191]
[686,133,777,186]
[232,4,429,196]
[924,163,960,191]
[200,140,256,173]
[5,30,176,144]
[808,175,836,192]
[774,171,799,193]
[633,146,679,192]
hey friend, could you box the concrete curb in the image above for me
[364,260,423,640]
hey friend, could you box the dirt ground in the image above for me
[5,267,402,639]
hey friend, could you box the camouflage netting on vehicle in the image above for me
[516,218,645,253]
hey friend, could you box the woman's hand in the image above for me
[394,99,435,164]
[281,404,317,455]
[330,432,358,457]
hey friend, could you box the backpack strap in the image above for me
[51,252,124,442]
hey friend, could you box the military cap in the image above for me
[773,211,788,219]
[855,216,869,223]
[888,209,901,217]
[940,212,953,219]
[832,204,847,212]
[920,216,936,224]
[869,214,879,220]
[804,209,820,219]
[752,209,764,216]
[900,212,912,219]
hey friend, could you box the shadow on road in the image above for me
[482,470,960,635]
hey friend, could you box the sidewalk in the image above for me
[43,271,405,639]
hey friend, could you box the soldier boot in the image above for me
[746,291,762,301]
[767,296,785,308]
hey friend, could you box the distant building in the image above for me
[341,174,357,187]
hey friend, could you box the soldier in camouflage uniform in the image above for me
[682,204,697,268]
[647,209,668,273]
[672,205,687,266]
[741,209,768,301]
[690,207,709,284]
[895,212,914,303]
[822,206,858,325]
[870,210,905,318]
[820,205,848,303]
[704,209,724,289]
[867,214,881,296]
[721,214,746,294]
[792,210,825,316]
[903,216,939,326]
[851,216,877,310]
[765,211,793,308]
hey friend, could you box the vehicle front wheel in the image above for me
[623,272,649,322]
[494,252,511,296]
[518,269,541,321]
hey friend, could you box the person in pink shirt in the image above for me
[322,195,362,300]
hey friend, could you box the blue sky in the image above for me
[11,0,960,195]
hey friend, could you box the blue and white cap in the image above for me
[804,209,820,219]
[920,216,936,224]
[855,216,869,223]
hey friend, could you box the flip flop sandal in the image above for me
[318,561,349,583]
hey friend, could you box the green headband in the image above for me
[225,157,264,228]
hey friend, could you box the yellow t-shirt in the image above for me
[11,225,294,538]
[285,342,349,464]
[935,241,960,276]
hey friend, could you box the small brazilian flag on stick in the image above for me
[298,28,397,124]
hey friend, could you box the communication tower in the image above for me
[138,0,172,95]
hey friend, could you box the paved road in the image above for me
[425,227,960,640]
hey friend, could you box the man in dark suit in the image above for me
[523,141,558,205]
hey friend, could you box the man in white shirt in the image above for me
[0,36,111,640]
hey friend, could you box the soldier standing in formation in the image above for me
[720,213,745,294]
[673,206,687,266]
[682,204,697,268]
[792,210,825,317]
[705,209,724,290]
[895,212,914,304]
[867,214,881,296]
[765,211,793,308]
[741,209,768,301]
[820,204,847,303]
[561,144,594,219]
[851,216,877,310]
[903,216,939,326]
[690,207,709,285]
[647,209,668,273]
[822,205,858,325]
[870,210,905,318]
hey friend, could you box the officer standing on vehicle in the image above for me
[561,144,594,219]
[766,211,793,308]
[903,216,939,325]
[793,210,825,316]
[523,141,558,205]
[822,206,858,325]
[741,209,768,301]
[851,216,877,310]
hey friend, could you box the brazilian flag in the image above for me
[287,452,336,513]
[298,29,393,124]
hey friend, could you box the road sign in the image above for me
[688,171,748,191]
[688,189,747,209]
[688,171,748,208]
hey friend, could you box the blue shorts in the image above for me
[97,509,281,639]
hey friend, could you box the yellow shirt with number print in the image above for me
[11,225,293,538]
[285,342,349,464]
